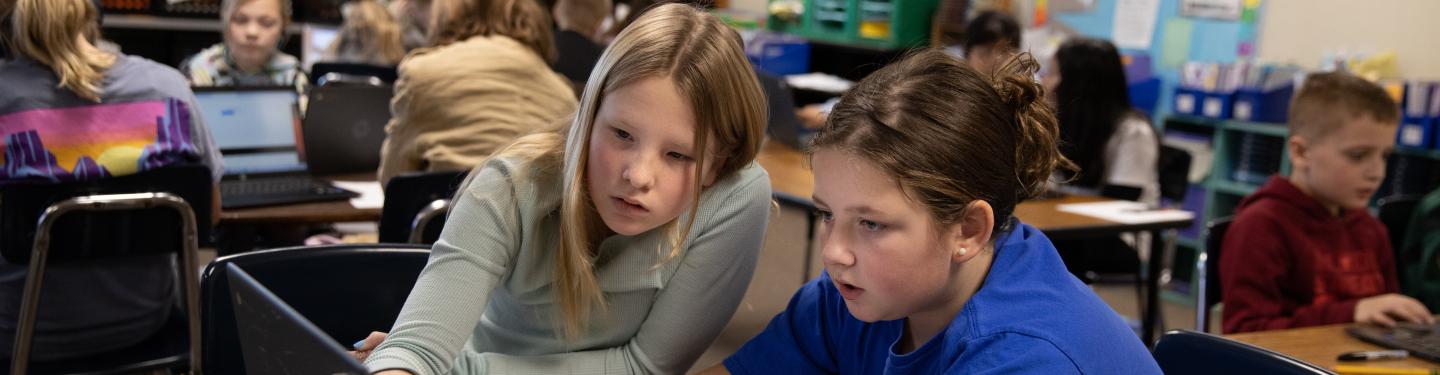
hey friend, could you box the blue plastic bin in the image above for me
[1398,115,1435,148]
[747,37,810,76]
[1232,85,1294,123]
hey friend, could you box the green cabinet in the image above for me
[768,0,940,50]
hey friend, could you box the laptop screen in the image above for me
[193,88,307,176]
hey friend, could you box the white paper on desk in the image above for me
[1057,201,1194,224]
[331,181,384,209]
[785,73,854,94]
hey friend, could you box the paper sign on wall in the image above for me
[1112,0,1160,50]
[1181,0,1243,21]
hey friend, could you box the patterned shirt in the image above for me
[181,43,304,87]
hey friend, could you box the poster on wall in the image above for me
[1112,0,1160,50]
[1181,0,1244,21]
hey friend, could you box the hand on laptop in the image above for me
[1356,294,1435,327]
[350,331,388,362]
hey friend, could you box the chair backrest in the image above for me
[0,164,214,263]
[309,62,398,85]
[1,164,212,374]
[1152,330,1330,375]
[1196,216,1234,332]
[199,244,431,375]
[379,170,468,244]
[1378,194,1424,263]
[1158,144,1193,204]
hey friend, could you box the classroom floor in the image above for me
[194,205,1213,372]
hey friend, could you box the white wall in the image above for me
[729,0,768,14]
[1256,0,1440,79]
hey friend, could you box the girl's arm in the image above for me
[365,162,524,374]
[474,168,773,374]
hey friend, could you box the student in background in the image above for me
[1402,186,1440,311]
[1043,37,1158,205]
[0,0,222,360]
[961,10,1020,74]
[552,0,610,85]
[353,5,770,374]
[703,50,1159,374]
[389,0,432,51]
[1042,37,1158,281]
[1221,72,1433,333]
[182,0,302,86]
[322,0,406,66]
[376,0,577,185]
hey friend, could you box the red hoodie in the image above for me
[1220,176,1396,333]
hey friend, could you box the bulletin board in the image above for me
[1048,0,1265,119]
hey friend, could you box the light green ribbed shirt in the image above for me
[366,155,773,374]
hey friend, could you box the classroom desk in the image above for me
[754,140,1194,346]
[1226,322,1440,371]
[218,173,381,224]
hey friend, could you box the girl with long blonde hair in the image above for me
[354,3,770,374]
[0,0,222,361]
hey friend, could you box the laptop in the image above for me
[301,85,393,175]
[1346,323,1440,363]
[227,263,370,374]
[192,87,357,209]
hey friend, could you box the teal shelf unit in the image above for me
[767,0,940,50]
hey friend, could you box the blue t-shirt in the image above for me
[724,222,1161,374]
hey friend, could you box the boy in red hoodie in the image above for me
[1220,72,1434,333]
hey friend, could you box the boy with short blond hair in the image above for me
[1221,72,1434,333]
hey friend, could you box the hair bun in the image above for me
[987,53,1077,201]
[988,53,1045,113]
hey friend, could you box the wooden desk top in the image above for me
[219,173,381,225]
[219,199,380,224]
[754,141,1191,238]
[1226,323,1440,371]
[756,140,812,199]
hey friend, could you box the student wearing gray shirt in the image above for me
[354,4,772,374]
[0,0,221,361]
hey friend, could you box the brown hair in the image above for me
[811,49,1073,236]
[428,0,556,63]
[555,0,610,37]
[326,0,406,65]
[462,3,765,339]
[3,0,116,102]
[1288,71,1401,140]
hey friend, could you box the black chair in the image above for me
[1152,330,1329,375]
[0,164,213,374]
[1194,216,1234,333]
[1158,144,1194,205]
[310,62,398,86]
[1378,194,1424,264]
[378,170,468,244]
[200,244,430,374]
[773,192,821,284]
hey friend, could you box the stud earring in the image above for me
[958,247,968,256]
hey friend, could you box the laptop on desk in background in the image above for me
[301,85,392,175]
[192,87,357,209]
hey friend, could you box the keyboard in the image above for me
[1346,323,1440,363]
[220,176,358,209]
